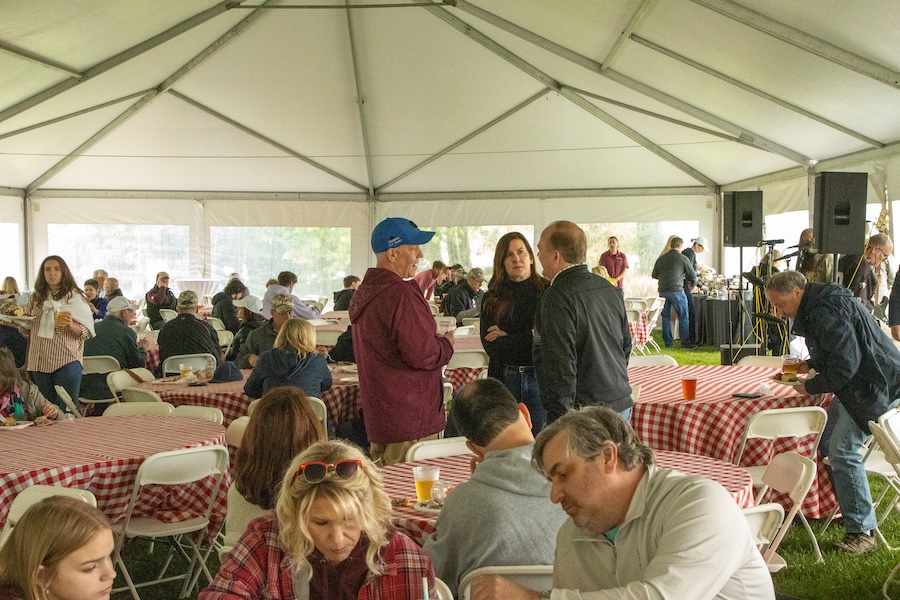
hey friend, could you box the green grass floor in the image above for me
[114,332,899,599]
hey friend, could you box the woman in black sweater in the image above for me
[480,231,548,434]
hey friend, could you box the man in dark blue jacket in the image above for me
[767,270,900,554]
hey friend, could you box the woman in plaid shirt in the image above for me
[201,440,436,600]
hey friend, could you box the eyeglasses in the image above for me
[294,460,363,483]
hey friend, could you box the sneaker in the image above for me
[835,532,876,554]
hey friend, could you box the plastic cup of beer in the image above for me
[179,363,193,378]
[782,354,800,378]
[54,310,69,329]
[681,376,697,400]
[412,466,440,503]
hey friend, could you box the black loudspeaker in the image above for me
[814,172,868,255]
[723,191,763,247]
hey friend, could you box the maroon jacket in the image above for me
[349,267,453,444]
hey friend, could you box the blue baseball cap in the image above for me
[371,218,436,253]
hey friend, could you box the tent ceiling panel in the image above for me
[0,102,138,188]
[0,55,67,115]
[171,9,366,160]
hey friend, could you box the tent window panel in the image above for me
[210,226,351,302]
[579,221,699,299]
[0,223,23,288]
[47,224,190,299]
[420,225,535,280]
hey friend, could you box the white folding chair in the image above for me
[307,396,329,439]
[121,387,165,403]
[461,317,480,328]
[643,301,665,353]
[629,354,678,367]
[737,355,784,368]
[113,445,229,599]
[453,325,475,337]
[446,350,490,371]
[435,316,456,330]
[428,303,439,316]
[225,416,250,449]
[305,318,333,326]
[868,414,900,595]
[173,405,224,424]
[206,317,226,331]
[107,368,156,399]
[741,503,786,571]
[434,577,453,600]
[161,353,216,376]
[217,330,233,349]
[159,309,177,322]
[753,451,821,568]
[626,308,641,324]
[624,297,648,310]
[54,385,84,418]
[0,485,97,549]
[315,329,343,346]
[459,565,554,600]
[80,355,122,406]
[405,436,471,462]
[247,398,260,416]
[103,401,174,417]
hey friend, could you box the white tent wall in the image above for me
[0,195,25,286]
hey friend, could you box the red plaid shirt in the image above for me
[200,514,436,600]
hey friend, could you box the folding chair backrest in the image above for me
[307,397,328,439]
[406,436,470,462]
[136,445,229,487]
[629,355,678,367]
[428,303,439,316]
[434,577,453,600]
[162,353,216,376]
[0,485,97,548]
[734,406,828,467]
[103,401,174,417]
[736,355,783,368]
[217,330,234,348]
[446,350,490,370]
[107,369,155,397]
[755,452,816,565]
[247,398,260,416]
[315,329,342,346]
[870,419,900,474]
[459,565,554,600]
[54,385,84,418]
[442,382,454,411]
[435,316,456,329]
[453,325,475,337]
[461,317,480,328]
[121,387,164,403]
[626,308,641,323]
[160,309,177,322]
[83,355,121,374]
[207,317,226,331]
[742,502,785,548]
[173,405,224,424]
[226,416,250,448]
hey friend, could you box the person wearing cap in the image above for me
[157,290,221,376]
[444,267,485,326]
[681,236,707,347]
[598,236,629,295]
[81,296,150,401]
[260,271,321,321]
[349,217,455,466]
[144,271,177,330]
[227,294,267,363]
[236,293,294,369]
[535,221,632,425]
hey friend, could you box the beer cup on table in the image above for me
[412,465,440,503]
[681,376,697,400]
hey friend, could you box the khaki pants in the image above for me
[370,433,441,467]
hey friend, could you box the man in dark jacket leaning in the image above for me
[652,236,697,349]
[767,270,900,554]
[534,220,632,425]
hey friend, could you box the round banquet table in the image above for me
[628,364,835,518]
[0,415,228,531]
[381,450,754,546]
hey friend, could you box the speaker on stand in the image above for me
[722,191,764,361]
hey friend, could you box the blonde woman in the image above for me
[202,440,437,600]
[0,496,115,600]
[243,318,332,399]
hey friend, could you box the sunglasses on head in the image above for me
[294,459,363,483]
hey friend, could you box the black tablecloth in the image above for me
[693,295,753,346]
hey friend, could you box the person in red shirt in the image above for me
[598,236,629,294]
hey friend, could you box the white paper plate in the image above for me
[770,375,805,388]
[337,375,359,383]
[0,421,33,430]
[414,501,442,515]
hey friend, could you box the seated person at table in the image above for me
[224,386,325,552]
[244,319,332,400]
[332,275,360,311]
[236,293,292,369]
[103,277,123,299]
[261,271,321,320]
[469,406,774,600]
[81,296,150,401]
[0,299,28,368]
[0,347,59,422]
[202,440,437,600]
[212,278,246,334]
[328,325,355,363]
[83,279,107,321]
[226,295,267,363]
[444,267,485,325]
[0,496,116,600]
[424,379,566,598]
[144,271,177,330]
[157,291,221,376]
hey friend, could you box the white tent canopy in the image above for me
[2,0,900,285]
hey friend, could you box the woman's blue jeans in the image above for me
[32,360,83,412]
[503,366,546,435]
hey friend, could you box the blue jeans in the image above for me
[32,360,84,412]
[660,290,690,348]
[828,401,894,534]
[503,366,546,436]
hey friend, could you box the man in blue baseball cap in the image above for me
[349,217,455,465]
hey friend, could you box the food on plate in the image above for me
[0,301,24,317]
[34,416,51,426]
[1,416,18,427]
[777,372,798,383]
[390,495,413,507]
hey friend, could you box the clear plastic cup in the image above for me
[412,466,440,503]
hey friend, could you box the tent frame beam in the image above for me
[344,2,376,196]
[451,0,811,167]
[600,0,658,72]
[0,41,82,77]
[689,0,900,91]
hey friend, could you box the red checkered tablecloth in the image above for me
[0,416,228,532]
[141,368,362,428]
[382,451,753,545]
[628,364,835,518]
[628,310,650,346]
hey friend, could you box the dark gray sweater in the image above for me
[652,250,697,292]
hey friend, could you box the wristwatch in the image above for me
[539,591,552,600]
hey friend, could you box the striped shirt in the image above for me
[26,298,91,373]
